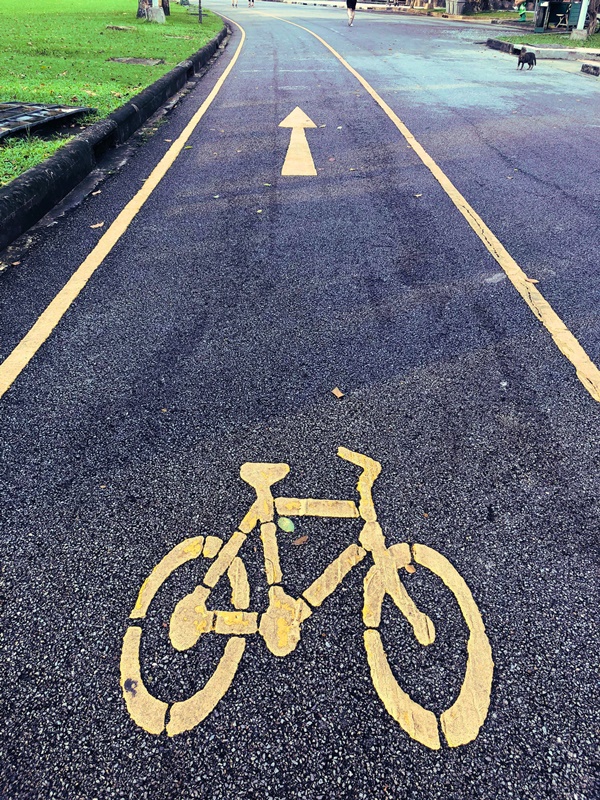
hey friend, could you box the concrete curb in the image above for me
[487,36,600,62]
[0,26,227,254]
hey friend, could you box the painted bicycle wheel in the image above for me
[120,535,254,737]
[363,541,494,750]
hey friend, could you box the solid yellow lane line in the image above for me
[265,14,600,403]
[0,17,246,401]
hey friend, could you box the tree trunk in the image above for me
[137,0,148,18]
[588,0,599,34]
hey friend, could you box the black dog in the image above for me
[517,47,536,70]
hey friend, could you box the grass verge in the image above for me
[0,0,223,186]
[473,10,533,19]
[499,31,600,47]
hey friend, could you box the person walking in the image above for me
[346,0,357,25]
[232,0,238,7]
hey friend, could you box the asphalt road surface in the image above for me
[1,3,599,798]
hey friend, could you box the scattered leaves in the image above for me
[277,517,295,533]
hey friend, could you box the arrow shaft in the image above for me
[281,127,317,177]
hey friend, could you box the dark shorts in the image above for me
[347,0,357,8]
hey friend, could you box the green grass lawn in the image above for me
[500,31,600,46]
[473,10,533,18]
[0,0,223,185]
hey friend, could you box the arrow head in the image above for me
[279,106,317,129]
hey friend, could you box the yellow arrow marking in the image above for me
[263,13,600,404]
[279,106,317,176]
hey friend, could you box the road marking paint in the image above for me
[122,449,493,748]
[166,637,246,737]
[0,17,247,402]
[413,543,495,748]
[279,106,318,175]
[130,536,205,620]
[264,14,600,403]
[302,543,366,607]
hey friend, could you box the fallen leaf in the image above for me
[263,183,271,186]
[337,126,343,129]
[277,517,295,533]
[525,278,539,284]
[90,222,104,229]
[164,138,172,142]
[161,408,167,412]
[11,261,21,266]
[91,190,101,196]
[331,387,344,399]
[405,564,416,574]
[423,512,429,518]
[213,195,220,199]
[184,145,193,149]
[292,535,308,546]
[257,209,263,213]
[414,193,422,198]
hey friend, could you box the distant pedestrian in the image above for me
[346,0,357,25]
[517,1,526,20]
[248,0,254,6]
[232,0,238,6]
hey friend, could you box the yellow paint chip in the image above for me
[332,387,344,398]
[90,222,104,229]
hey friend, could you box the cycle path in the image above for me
[0,6,598,799]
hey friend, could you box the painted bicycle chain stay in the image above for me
[120,447,494,750]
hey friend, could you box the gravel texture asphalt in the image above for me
[0,4,598,799]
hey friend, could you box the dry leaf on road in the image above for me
[90,222,104,229]
[292,535,308,546]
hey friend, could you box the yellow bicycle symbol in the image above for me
[120,447,494,749]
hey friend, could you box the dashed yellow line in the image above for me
[0,17,246,401]
[264,13,600,403]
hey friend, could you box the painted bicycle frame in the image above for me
[121,447,493,749]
